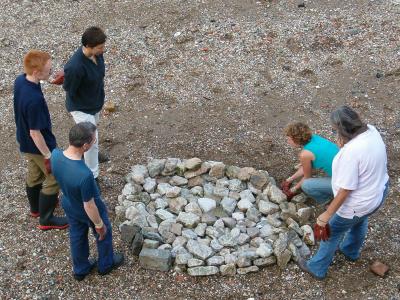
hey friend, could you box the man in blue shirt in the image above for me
[63,26,109,182]
[51,122,123,281]
[13,50,68,230]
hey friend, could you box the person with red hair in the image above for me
[13,50,68,230]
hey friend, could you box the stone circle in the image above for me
[116,158,315,276]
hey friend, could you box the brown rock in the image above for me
[370,261,389,277]
[188,176,204,187]
[104,101,116,113]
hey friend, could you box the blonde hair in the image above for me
[23,50,51,75]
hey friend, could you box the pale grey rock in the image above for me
[246,227,260,238]
[250,171,269,190]
[247,182,262,195]
[237,198,253,211]
[166,186,181,198]
[213,186,229,198]
[187,266,219,276]
[210,239,224,251]
[220,197,237,215]
[205,226,224,239]
[198,198,217,213]
[237,266,259,275]
[130,215,149,228]
[198,237,211,246]
[184,158,202,170]
[221,217,236,229]
[250,237,265,248]
[162,158,180,175]
[265,184,287,204]
[169,175,188,186]
[215,177,229,188]
[267,215,283,228]
[158,244,172,251]
[228,179,246,192]
[207,256,225,266]
[171,245,188,258]
[213,219,225,229]
[297,207,314,225]
[155,198,168,209]
[139,248,171,271]
[220,264,236,276]
[228,191,241,200]
[237,233,251,245]
[172,236,188,248]
[218,232,239,247]
[236,257,252,268]
[185,202,203,216]
[258,200,280,215]
[253,256,276,267]
[276,249,292,269]
[240,189,256,203]
[170,222,183,236]
[203,183,215,198]
[298,243,311,258]
[147,215,159,229]
[131,165,148,184]
[168,196,187,214]
[122,183,136,196]
[115,205,126,218]
[237,167,255,181]
[182,229,198,240]
[291,193,307,203]
[190,186,203,197]
[274,232,289,255]
[201,214,217,225]
[226,165,240,179]
[157,183,173,195]
[260,224,275,238]
[150,193,160,200]
[232,212,245,221]
[301,224,315,246]
[155,209,175,221]
[176,212,200,228]
[147,159,166,177]
[187,258,204,267]
[158,219,175,238]
[194,223,207,237]
[224,253,237,265]
[288,220,303,236]
[288,243,301,262]
[143,239,160,249]
[186,239,214,260]
[256,243,273,258]
[246,207,261,223]
[175,252,193,265]
[143,177,157,193]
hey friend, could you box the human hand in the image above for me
[44,158,52,174]
[95,223,107,241]
[50,70,64,85]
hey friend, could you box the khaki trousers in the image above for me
[24,153,59,195]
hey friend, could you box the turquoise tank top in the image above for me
[303,134,339,176]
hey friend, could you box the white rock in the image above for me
[258,200,280,215]
[256,243,273,258]
[155,209,175,221]
[239,189,256,203]
[176,212,201,228]
[198,198,217,213]
[237,199,253,211]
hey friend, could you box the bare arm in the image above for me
[83,198,103,226]
[290,150,314,191]
[30,130,51,158]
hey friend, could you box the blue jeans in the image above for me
[67,210,114,276]
[306,181,389,279]
[301,177,333,204]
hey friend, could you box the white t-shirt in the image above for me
[332,125,389,218]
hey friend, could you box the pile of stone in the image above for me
[116,158,315,276]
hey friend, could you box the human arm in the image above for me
[30,129,52,173]
[63,65,82,99]
[84,198,107,240]
[289,150,314,192]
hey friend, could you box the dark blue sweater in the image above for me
[63,47,105,115]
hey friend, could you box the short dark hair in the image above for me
[284,122,312,145]
[69,122,97,147]
[81,26,107,48]
[330,105,367,141]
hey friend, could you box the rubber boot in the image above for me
[38,192,69,230]
[26,184,42,218]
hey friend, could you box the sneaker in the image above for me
[99,253,124,276]
[73,258,97,281]
[297,257,325,280]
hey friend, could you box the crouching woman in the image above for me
[298,105,390,279]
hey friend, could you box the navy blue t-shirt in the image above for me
[13,74,56,154]
[63,47,105,115]
[51,148,106,222]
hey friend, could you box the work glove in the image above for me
[44,158,52,174]
[313,223,330,241]
[280,180,292,191]
[95,223,107,241]
[50,70,64,85]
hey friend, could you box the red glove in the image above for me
[50,70,64,85]
[281,180,292,191]
[313,223,330,241]
[44,158,52,174]
[282,188,296,201]
[95,224,107,241]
